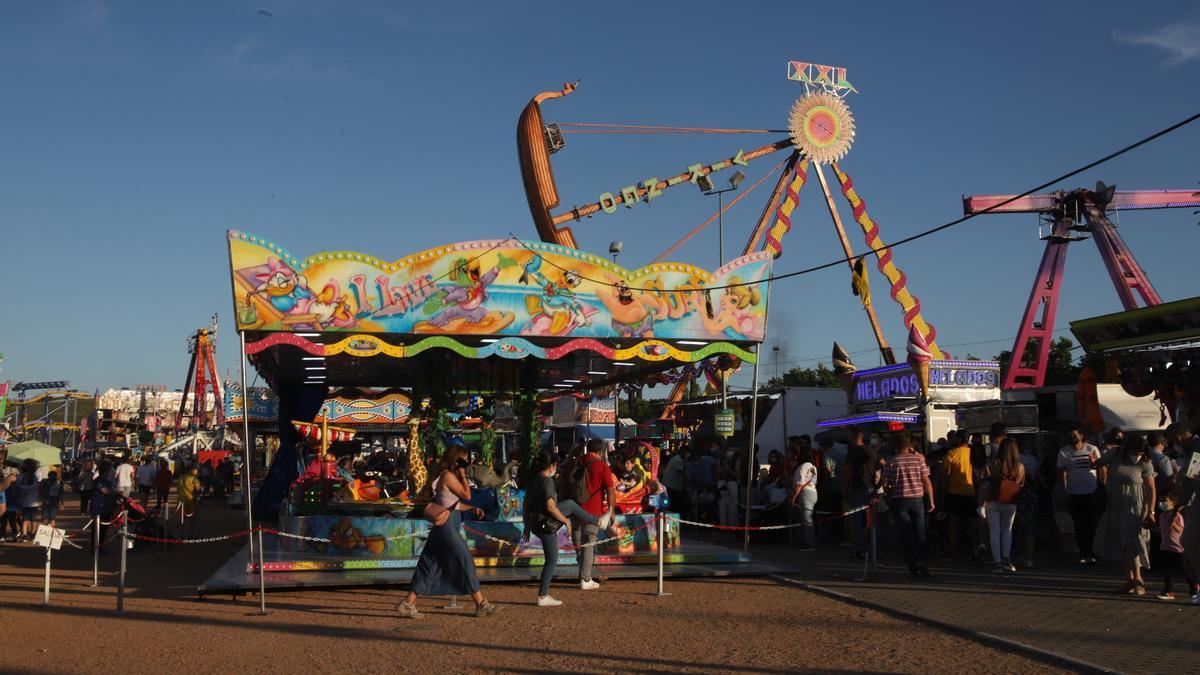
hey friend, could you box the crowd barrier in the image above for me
[34,502,877,614]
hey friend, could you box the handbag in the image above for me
[995,476,1021,504]
[530,510,564,535]
[423,498,460,527]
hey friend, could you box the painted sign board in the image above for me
[228,232,772,344]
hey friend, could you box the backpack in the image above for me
[569,457,601,504]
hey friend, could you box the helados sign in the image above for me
[854,361,1000,403]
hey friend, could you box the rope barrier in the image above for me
[677,504,871,531]
[55,505,872,547]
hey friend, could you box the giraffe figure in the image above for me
[406,418,428,500]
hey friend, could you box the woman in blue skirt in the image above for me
[398,442,499,618]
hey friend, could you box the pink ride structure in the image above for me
[963,184,1200,390]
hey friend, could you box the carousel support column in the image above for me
[813,163,895,365]
[742,343,762,554]
[239,332,255,565]
[256,383,326,519]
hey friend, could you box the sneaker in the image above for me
[579,579,600,591]
[992,564,1006,574]
[475,602,500,617]
[396,601,422,619]
[1156,592,1175,601]
[597,511,613,530]
[536,595,563,607]
[1191,593,1200,606]
[1004,560,1016,573]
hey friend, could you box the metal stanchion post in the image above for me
[91,515,100,587]
[43,545,52,606]
[655,512,669,597]
[870,503,878,573]
[443,596,462,609]
[116,515,128,614]
[256,527,268,615]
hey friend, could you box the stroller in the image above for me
[115,495,169,552]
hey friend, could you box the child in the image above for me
[39,471,62,528]
[16,465,42,541]
[616,457,640,493]
[1156,492,1198,601]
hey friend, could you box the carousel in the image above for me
[201,230,769,589]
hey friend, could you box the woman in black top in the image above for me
[524,452,603,607]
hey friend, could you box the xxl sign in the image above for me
[787,61,858,96]
[854,362,999,404]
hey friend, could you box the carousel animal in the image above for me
[466,459,520,489]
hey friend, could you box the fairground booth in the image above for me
[817,357,1006,446]
[1069,295,1200,428]
[207,231,770,589]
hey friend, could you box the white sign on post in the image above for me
[34,524,66,550]
[1186,451,1200,480]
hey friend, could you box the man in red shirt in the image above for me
[574,439,617,590]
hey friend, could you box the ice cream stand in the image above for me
[817,330,1003,444]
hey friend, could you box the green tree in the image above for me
[623,397,666,423]
[765,362,841,389]
[996,336,1080,385]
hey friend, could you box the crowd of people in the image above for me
[0,447,240,552]
[732,421,1199,604]
[5,420,1196,616]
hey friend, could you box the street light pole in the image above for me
[718,190,724,267]
[702,176,742,423]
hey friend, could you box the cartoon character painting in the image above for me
[596,274,669,338]
[701,277,763,340]
[248,257,356,329]
[519,254,595,335]
[415,258,515,333]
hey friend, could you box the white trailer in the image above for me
[754,387,848,463]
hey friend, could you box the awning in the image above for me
[5,440,63,466]
[1071,296,1200,352]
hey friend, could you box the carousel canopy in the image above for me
[228,231,770,392]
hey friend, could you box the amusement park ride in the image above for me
[0,380,88,446]
[175,314,224,433]
[520,63,1200,406]
[964,184,1200,390]
[517,61,943,421]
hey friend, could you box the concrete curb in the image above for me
[769,574,1116,674]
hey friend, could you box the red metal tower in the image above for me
[962,184,1199,389]
[175,316,224,432]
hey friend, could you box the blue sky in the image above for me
[1,0,1198,393]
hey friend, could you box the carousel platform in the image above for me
[197,534,782,596]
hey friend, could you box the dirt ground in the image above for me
[0,499,1075,674]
